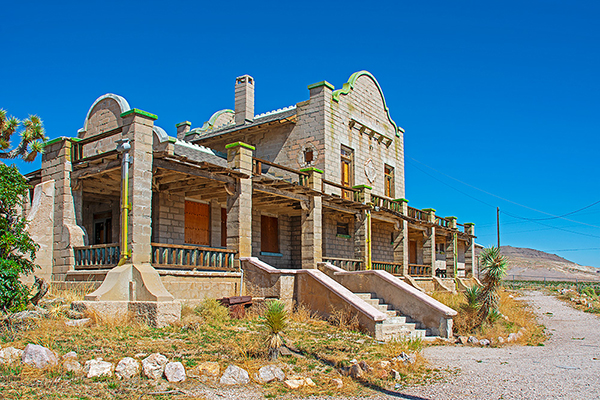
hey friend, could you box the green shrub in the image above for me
[196,298,230,326]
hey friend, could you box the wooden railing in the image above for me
[435,217,450,228]
[409,264,432,277]
[370,194,403,213]
[253,157,309,186]
[321,179,360,201]
[74,244,120,269]
[71,126,123,163]
[372,261,403,275]
[151,243,237,271]
[323,257,364,271]
[407,206,426,221]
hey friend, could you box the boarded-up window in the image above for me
[185,201,210,246]
[409,240,417,264]
[341,145,354,200]
[261,215,279,253]
[221,207,227,247]
[384,164,394,198]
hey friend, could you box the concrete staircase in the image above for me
[353,292,429,340]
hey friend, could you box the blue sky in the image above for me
[2,1,599,267]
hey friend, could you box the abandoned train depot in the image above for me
[23,71,479,339]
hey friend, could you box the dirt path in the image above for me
[398,291,600,400]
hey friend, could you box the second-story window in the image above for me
[341,145,354,200]
[384,164,394,198]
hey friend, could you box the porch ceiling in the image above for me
[153,168,230,203]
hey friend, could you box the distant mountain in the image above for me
[495,245,599,282]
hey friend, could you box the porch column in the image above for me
[210,200,222,248]
[422,208,436,277]
[354,185,372,270]
[121,109,156,264]
[226,142,254,266]
[393,198,410,275]
[299,168,323,269]
[41,138,86,281]
[464,223,476,277]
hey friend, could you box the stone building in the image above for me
[24,71,477,338]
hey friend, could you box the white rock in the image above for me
[65,318,91,327]
[115,357,140,380]
[164,361,186,382]
[62,359,83,373]
[497,336,505,344]
[84,358,113,378]
[284,378,304,389]
[0,347,23,365]
[467,336,479,345]
[508,333,518,342]
[479,339,491,346]
[142,353,168,380]
[331,377,343,388]
[62,351,78,360]
[219,364,250,385]
[377,360,391,369]
[256,365,285,383]
[22,344,58,369]
[304,377,316,387]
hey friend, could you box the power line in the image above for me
[541,247,600,252]
[501,210,600,239]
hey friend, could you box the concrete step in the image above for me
[382,315,407,324]
[354,293,374,301]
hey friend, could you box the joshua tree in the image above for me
[477,246,508,326]
[264,300,288,360]
[0,109,46,162]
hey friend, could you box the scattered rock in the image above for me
[191,361,220,378]
[395,352,416,364]
[40,298,66,307]
[358,360,372,372]
[22,344,58,369]
[284,378,304,389]
[497,336,505,344]
[391,369,401,380]
[349,358,357,364]
[0,347,23,365]
[66,309,85,319]
[62,359,83,373]
[479,339,491,346]
[516,331,524,340]
[304,377,316,387]
[331,377,343,389]
[134,353,147,359]
[10,310,46,322]
[467,336,479,345]
[115,357,140,380]
[84,358,113,378]
[164,361,186,382]
[142,353,168,380]
[220,364,250,385]
[377,360,390,369]
[256,365,285,383]
[349,363,363,378]
[508,333,518,342]
[65,318,91,327]
[457,336,469,345]
[62,351,77,360]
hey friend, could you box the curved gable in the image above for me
[78,93,131,138]
[332,71,403,137]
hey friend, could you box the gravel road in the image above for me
[398,291,600,400]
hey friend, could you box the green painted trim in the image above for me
[352,184,372,190]
[70,137,82,142]
[446,216,457,220]
[336,234,352,239]
[120,108,158,120]
[44,137,69,146]
[260,252,283,257]
[464,222,475,226]
[176,121,192,127]
[300,167,324,174]
[167,136,177,143]
[332,70,403,137]
[422,208,436,213]
[225,142,255,151]
[395,198,408,203]
[308,81,334,91]
[187,109,234,135]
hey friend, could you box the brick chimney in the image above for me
[235,75,254,125]
[176,121,191,140]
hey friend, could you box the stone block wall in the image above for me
[155,192,185,244]
[322,212,354,259]
[372,221,394,262]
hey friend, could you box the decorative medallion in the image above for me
[297,142,318,168]
[364,159,377,184]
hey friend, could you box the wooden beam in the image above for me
[153,158,237,184]
[71,159,121,180]
[253,183,309,202]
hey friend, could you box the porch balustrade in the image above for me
[323,257,364,271]
[252,157,309,186]
[372,261,403,275]
[151,243,237,271]
[74,244,120,269]
[407,206,426,221]
[370,194,402,213]
[408,264,432,277]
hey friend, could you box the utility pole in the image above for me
[497,207,500,249]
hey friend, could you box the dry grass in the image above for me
[431,288,546,345]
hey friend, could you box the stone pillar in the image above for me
[393,198,410,275]
[176,121,191,140]
[226,142,254,267]
[299,168,323,269]
[41,138,86,281]
[422,208,436,277]
[210,200,222,248]
[464,223,476,277]
[121,109,156,264]
[353,185,372,269]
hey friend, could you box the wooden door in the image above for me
[185,201,210,246]
[409,240,417,264]
[221,207,227,247]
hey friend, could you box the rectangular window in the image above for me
[185,201,210,246]
[384,164,394,198]
[341,145,354,200]
[336,222,349,236]
[261,215,279,253]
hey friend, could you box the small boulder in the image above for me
[190,361,220,378]
[219,364,249,385]
[457,336,469,345]
[62,351,78,360]
[284,378,305,389]
[377,360,390,369]
[62,359,83,374]
[256,365,285,383]
[164,361,186,382]
[358,360,372,372]
[479,339,491,346]
[115,357,140,380]
[349,363,362,378]
[65,309,85,319]
[142,353,168,380]
[331,377,343,389]
[0,347,23,365]
[84,358,113,378]
[22,344,58,369]
[391,369,401,380]
[395,352,416,365]
[497,336,505,344]
[304,377,316,387]
[65,318,91,327]
[508,333,518,343]
[467,336,479,345]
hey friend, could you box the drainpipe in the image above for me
[366,210,372,270]
[116,139,131,266]
[453,232,458,291]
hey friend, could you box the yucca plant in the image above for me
[0,109,47,162]
[476,246,508,327]
[463,285,481,312]
[263,300,288,360]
